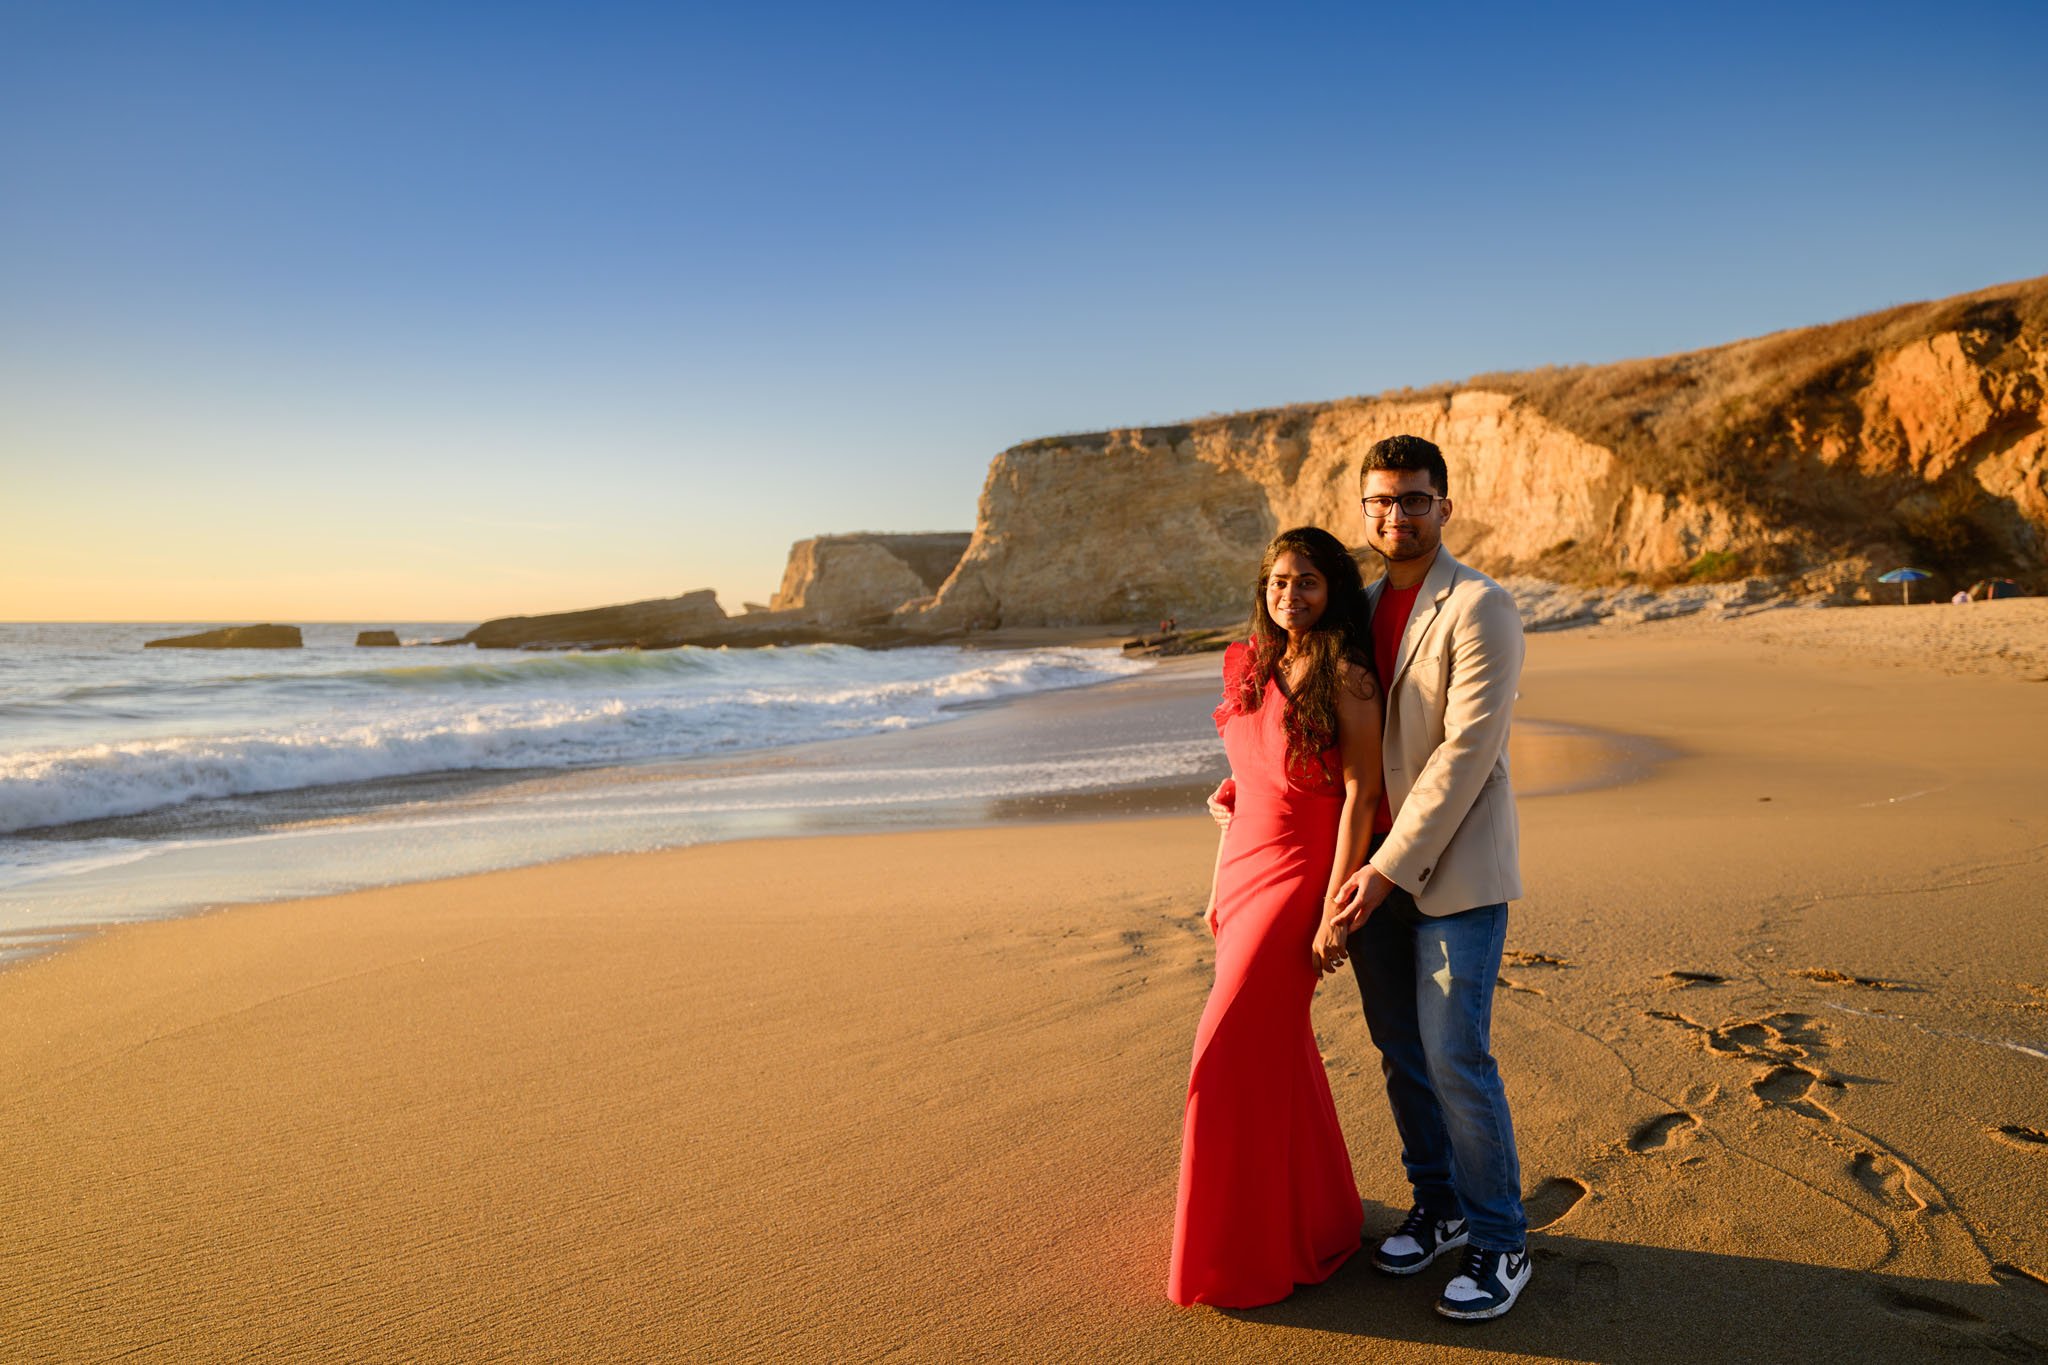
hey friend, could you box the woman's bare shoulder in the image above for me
[1335,656,1379,703]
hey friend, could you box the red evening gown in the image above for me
[1167,642,1362,1307]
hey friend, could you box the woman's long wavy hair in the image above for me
[1237,526,1373,779]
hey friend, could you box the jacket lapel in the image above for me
[1387,549,1460,692]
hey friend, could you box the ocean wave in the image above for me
[3,643,1130,718]
[0,647,1151,833]
[12,642,841,711]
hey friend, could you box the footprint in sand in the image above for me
[1850,1151,1928,1212]
[1990,1123,2048,1151]
[1878,1287,1980,1323]
[1524,1176,1589,1230]
[1650,1009,1835,1067]
[1496,975,1547,997]
[1791,967,1909,991]
[1660,970,1727,988]
[1751,1064,1822,1105]
[1714,1021,1774,1053]
[1503,950,1575,969]
[1535,1249,1618,1316]
[1628,1111,1701,1153]
[1992,1262,2048,1293]
[1872,1287,2044,1356]
[1569,1256,1619,1309]
[1756,1012,1831,1049]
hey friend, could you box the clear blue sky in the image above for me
[3,0,2043,619]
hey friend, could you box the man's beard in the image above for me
[1373,532,1437,561]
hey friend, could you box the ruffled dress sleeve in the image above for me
[1212,641,1254,736]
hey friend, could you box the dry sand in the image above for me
[3,602,2046,1362]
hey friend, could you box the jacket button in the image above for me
[1419,867,1432,881]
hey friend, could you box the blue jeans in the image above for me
[1349,881,1527,1251]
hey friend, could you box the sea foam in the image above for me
[0,644,1151,834]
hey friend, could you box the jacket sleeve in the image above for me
[1368,583,1524,893]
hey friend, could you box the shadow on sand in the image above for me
[1218,1203,2048,1363]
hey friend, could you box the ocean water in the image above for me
[0,624,1218,948]
[0,624,1165,834]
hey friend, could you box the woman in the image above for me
[1167,525,1383,1309]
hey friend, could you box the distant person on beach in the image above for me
[1167,526,1382,1308]
[1204,433,1532,1322]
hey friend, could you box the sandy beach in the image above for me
[4,601,2046,1362]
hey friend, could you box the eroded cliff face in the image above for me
[1839,329,2046,558]
[905,393,1780,629]
[908,277,2048,629]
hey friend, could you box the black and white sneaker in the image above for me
[1371,1205,1469,1275]
[1435,1244,1532,1321]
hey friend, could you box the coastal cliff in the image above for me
[444,278,2045,646]
[906,276,2048,629]
[770,533,971,625]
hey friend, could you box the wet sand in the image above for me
[2,604,2046,1361]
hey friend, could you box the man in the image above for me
[1329,433,1530,1321]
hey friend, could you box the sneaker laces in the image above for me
[1394,1206,1433,1240]
[1454,1245,1490,1283]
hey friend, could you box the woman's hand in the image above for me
[1312,914,1349,975]
[1206,778,1235,830]
[1205,895,1220,938]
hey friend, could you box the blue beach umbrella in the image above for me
[1877,567,1931,604]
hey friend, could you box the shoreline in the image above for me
[12,596,2044,957]
[0,650,1652,969]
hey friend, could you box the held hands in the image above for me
[1331,864,1398,930]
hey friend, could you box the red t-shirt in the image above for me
[1371,582,1423,833]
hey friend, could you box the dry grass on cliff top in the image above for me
[1013,274,2048,490]
[1468,273,2048,501]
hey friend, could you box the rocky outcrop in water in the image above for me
[145,624,303,649]
[356,630,402,647]
[900,276,2047,628]
[459,591,729,650]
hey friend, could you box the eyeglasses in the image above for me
[1360,493,1443,518]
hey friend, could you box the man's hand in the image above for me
[1332,864,1398,929]
[1205,779,1235,830]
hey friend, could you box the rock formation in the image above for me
[905,276,2047,628]
[414,279,2045,648]
[145,624,303,649]
[459,591,728,650]
[770,533,971,626]
[356,630,401,647]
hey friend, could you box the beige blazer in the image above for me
[1365,548,1525,916]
